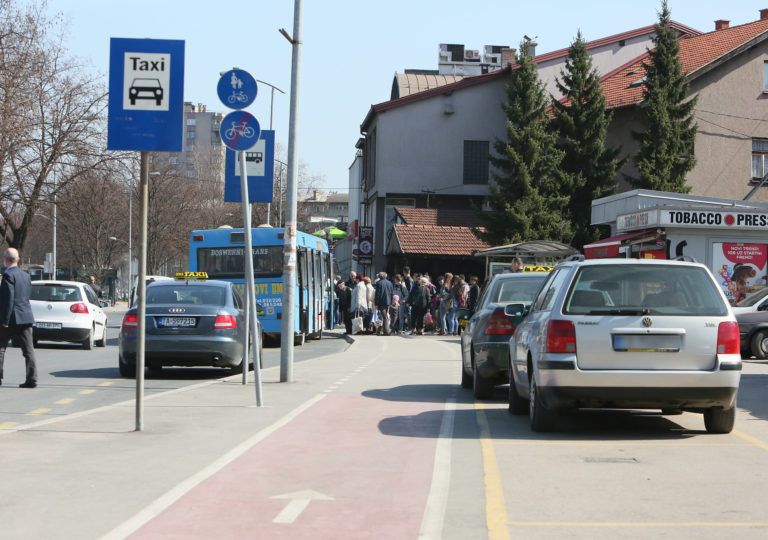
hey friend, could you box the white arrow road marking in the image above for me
[271,490,334,524]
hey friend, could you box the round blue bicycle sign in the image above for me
[220,111,260,151]
[217,69,257,110]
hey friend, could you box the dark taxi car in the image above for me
[460,267,551,399]
[118,277,263,377]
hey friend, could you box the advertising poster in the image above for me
[712,243,768,303]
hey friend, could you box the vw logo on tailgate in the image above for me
[168,307,186,314]
[642,317,653,328]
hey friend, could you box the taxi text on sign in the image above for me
[224,130,275,203]
[107,38,185,151]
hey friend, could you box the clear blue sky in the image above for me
[47,0,768,191]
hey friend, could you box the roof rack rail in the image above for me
[564,254,585,262]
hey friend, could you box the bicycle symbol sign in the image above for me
[217,69,257,110]
[220,110,260,151]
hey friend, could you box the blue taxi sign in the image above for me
[220,111,260,151]
[217,69,257,110]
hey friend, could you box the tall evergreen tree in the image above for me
[631,0,697,192]
[551,31,623,249]
[475,41,571,246]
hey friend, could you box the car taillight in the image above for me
[122,313,138,328]
[70,302,89,314]
[485,308,515,335]
[717,321,739,354]
[214,315,237,329]
[547,320,576,353]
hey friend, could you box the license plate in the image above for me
[158,317,196,328]
[35,322,62,329]
[612,334,680,352]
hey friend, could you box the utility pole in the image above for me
[279,0,303,382]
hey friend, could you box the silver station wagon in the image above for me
[509,258,742,433]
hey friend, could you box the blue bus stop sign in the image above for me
[217,69,257,110]
[220,111,261,151]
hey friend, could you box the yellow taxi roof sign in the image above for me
[174,271,208,280]
[522,265,554,273]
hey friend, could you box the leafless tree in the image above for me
[0,0,116,250]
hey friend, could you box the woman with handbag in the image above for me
[350,275,368,334]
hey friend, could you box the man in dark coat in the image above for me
[335,280,352,334]
[406,277,432,335]
[0,248,37,388]
[373,272,394,335]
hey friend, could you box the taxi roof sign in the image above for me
[522,265,554,273]
[174,271,208,280]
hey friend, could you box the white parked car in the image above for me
[509,258,741,434]
[30,280,108,349]
[732,287,768,315]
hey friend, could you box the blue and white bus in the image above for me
[189,227,334,344]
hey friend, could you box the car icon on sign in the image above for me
[129,78,163,106]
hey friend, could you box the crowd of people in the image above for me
[332,266,480,336]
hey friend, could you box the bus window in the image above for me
[197,246,282,279]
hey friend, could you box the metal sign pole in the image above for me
[136,151,149,431]
[280,0,303,382]
[239,151,263,405]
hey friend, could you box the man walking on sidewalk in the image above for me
[0,247,37,388]
[373,272,393,335]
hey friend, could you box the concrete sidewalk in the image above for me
[0,330,463,539]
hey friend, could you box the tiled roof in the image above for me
[363,20,700,130]
[392,224,490,256]
[601,18,768,110]
[395,207,486,227]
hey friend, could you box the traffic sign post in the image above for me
[224,130,275,203]
[108,37,185,432]
[218,69,263,406]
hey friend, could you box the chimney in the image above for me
[313,189,319,200]
[715,19,730,30]
[761,8,768,20]
[500,47,517,67]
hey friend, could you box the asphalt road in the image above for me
[0,309,350,431]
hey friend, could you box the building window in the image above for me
[169,157,178,165]
[187,118,197,126]
[187,131,196,138]
[752,139,768,180]
[384,198,415,246]
[186,145,195,152]
[764,62,768,90]
[463,140,490,184]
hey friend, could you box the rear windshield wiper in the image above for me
[605,308,650,315]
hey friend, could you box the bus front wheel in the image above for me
[294,333,305,346]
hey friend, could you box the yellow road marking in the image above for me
[0,422,20,429]
[475,402,509,540]
[97,382,114,387]
[508,521,768,528]
[732,429,768,452]
[497,440,749,447]
[78,389,96,395]
[26,408,51,416]
[56,398,75,405]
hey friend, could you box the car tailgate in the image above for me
[574,315,719,371]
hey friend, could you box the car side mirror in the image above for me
[504,303,526,317]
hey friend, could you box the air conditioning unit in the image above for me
[464,49,480,60]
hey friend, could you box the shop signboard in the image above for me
[712,242,768,303]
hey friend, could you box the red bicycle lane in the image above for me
[129,393,447,540]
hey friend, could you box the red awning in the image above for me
[583,229,658,259]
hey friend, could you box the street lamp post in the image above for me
[255,79,285,226]
[109,236,130,303]
[34,213,55,279]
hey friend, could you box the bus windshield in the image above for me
[197,246,283,279]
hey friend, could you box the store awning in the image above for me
[583,229,658,259]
